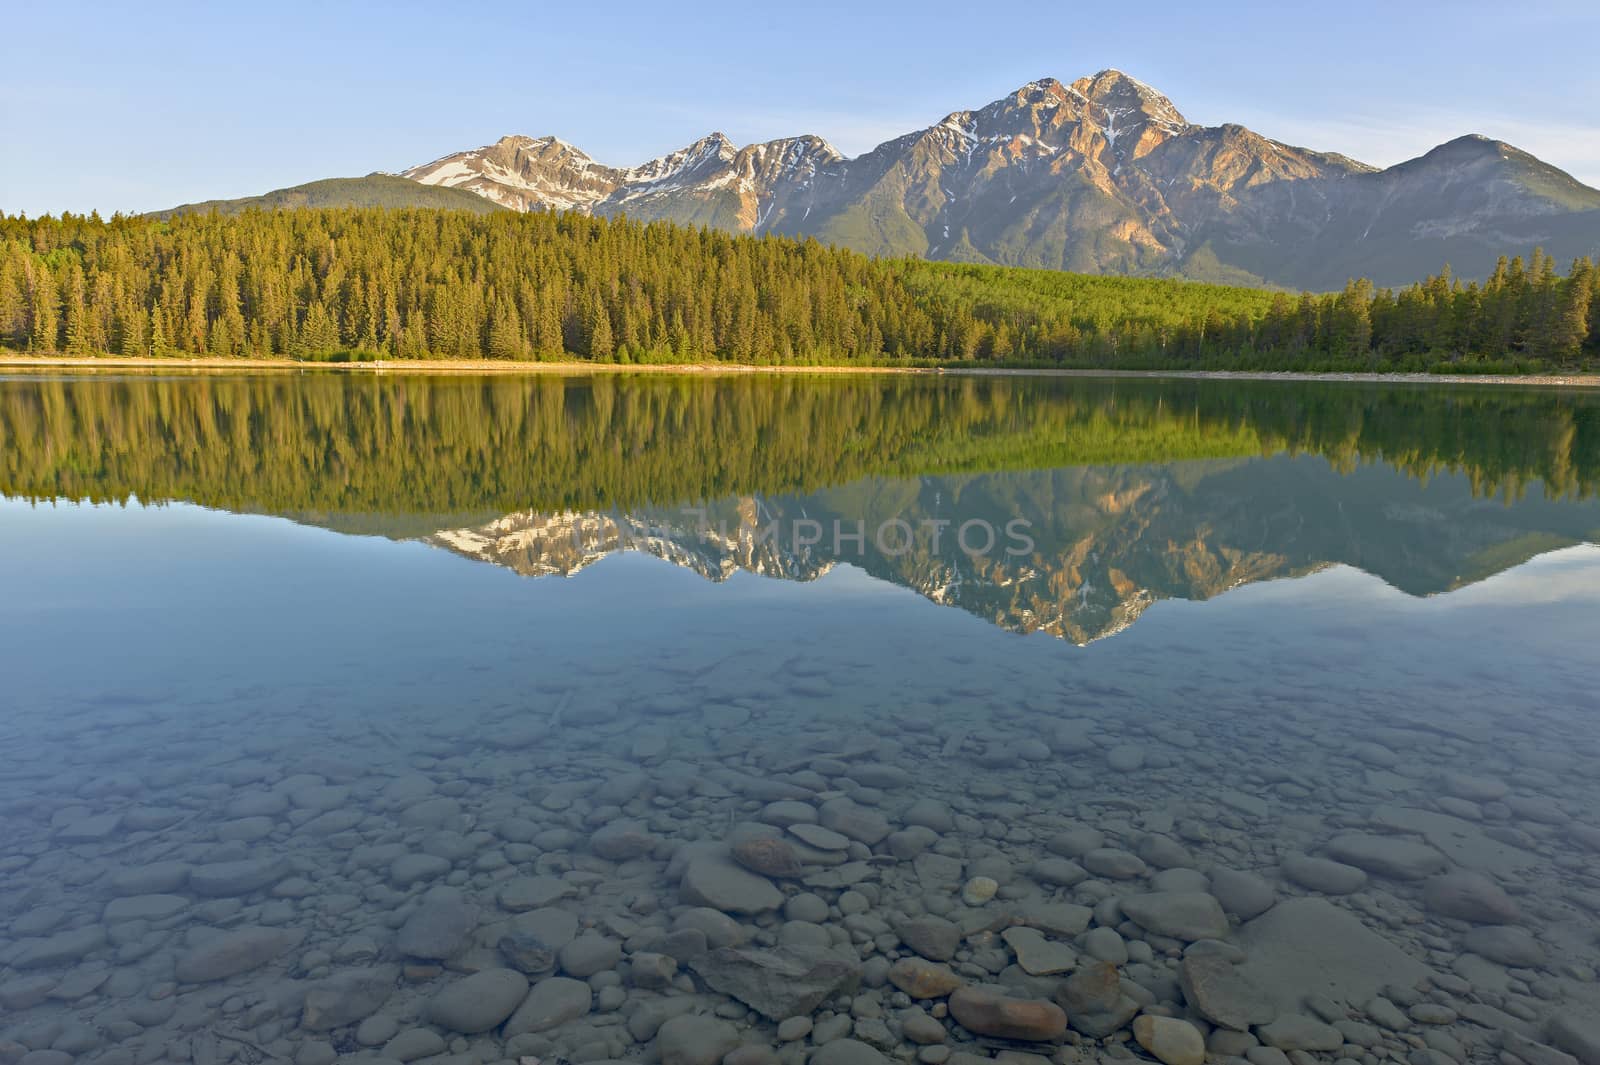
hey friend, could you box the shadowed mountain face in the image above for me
[3,372,1598,643]
[395,71,1600,289]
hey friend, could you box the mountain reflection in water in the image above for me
[3,370,1598,644]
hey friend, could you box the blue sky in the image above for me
[4,0,1598,216]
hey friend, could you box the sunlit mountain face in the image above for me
[3,371,1598,644]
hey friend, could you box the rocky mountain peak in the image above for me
[395,71,1600,289]
[1073,68,1190,135]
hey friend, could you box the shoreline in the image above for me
[3,355,1598,388]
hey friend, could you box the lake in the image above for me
[2,371,1599,1065]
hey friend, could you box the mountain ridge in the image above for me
[158,70,1600,291]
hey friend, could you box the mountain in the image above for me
[157,174,505,217]
[420,458,1600,645]
[401,70,1600,289]
[404,131,844,231]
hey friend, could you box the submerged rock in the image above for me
[1119,891,1230,941]
[887,957,963,998]
[947,986,1067,1041]
[1423,871,1520,924]
[502,976,592,1036]
[1134,1015,1207,1065]
[1179,952,1277,1030]
[301,965,399,1031]
[688,944,861,1020]
[426,967,529,1033]
[1056,961,1139,1037]
[679,852,783,914]
[731,836,805,879]
[174,926,304,983]
[396,895,478,960]
[657,1014,741,1065]
[1324,834,1449,880]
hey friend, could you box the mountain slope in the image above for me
[157,174,505,217]
[398,71,1600,289]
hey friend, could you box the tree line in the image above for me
[0,208,1597,368]
[5,374,1597,515]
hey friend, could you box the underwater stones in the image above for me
[731,836,805,878]
[1082,926,1128,965]
[761,800,819,826]
[679,852,783,914]
[1106,744,1146,771]
[811,1039,889,1065]
[1422,870,1521,924]
[389,852,451,888]
[1180,952,1277,1030]
[1045,826,1105,858]
[498,875,576,911]
[590,819,659,861]
[688,944,861,1020]
[53,812,123,843]
[789,822,850,852]
[102,894,187,923]
[1461,925,1546,967]
[1548,1012,1600,1065]
[426,967,529,1033]
[11,926,107,970]
[629,951,678,989]
[1256,1015,1344,1052]
[1119,891,1230,941]
[1133,1015,1207,1065]
[947,986,1068,1042]
[1017,901,1094,937]
[1029,858,1088,887]
[1324,833,1449,880]
[888,958,963,999]
[108,860,191,895]
[300,965,400,1031]
[558,932,621,978]
[1082,848,1147,879]
[897,915,963,961]
[1233,899,1434,1013]
[1056,961,1140,1037]
[903,798,955,832]
[499,930,558,974]
[1443,773,1509,802]
[961,876,998,905]
[818,797,892,845]
[900,1007,948,1045]
[173,925,304,983]
[396,894,478,960]
[1137,834,1194,869]
[657,1014,741,1065]
[188,855,289,897]
[502,976,593,1036]
[1001,927,1077,975]
[1282,854,1368,895]
[673,906,748,948]
[1207,867,1277,920]
[497,906,579,973]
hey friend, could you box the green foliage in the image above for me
[1,208,1597,370]
[4,374,1598,522]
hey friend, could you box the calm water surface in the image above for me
[1,372,1598,1065]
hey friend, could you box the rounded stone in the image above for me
[1134,1015,1207,1065]
[426,968,529,1033]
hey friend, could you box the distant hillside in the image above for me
[154,175,503,217]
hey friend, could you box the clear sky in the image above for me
[4,0,1597,217]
